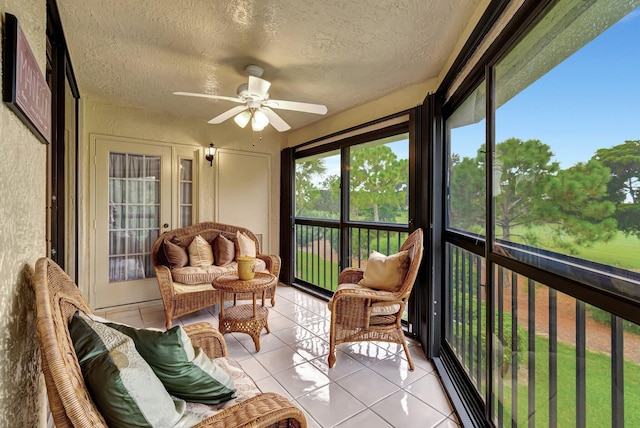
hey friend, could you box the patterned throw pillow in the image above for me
[69,312,198,427]
[358,250,410,292]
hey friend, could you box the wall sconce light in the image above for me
[205,143,217,166]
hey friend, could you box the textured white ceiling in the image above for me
[57,0,482,131]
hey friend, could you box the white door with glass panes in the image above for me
[93,136,198,308]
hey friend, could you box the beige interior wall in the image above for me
[78,97,286,297]
[286,79,437,147]
[0,1,49,426]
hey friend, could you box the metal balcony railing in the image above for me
[294,222,408,294]
[445,242,638,427]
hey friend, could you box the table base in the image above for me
[219,304,270,351]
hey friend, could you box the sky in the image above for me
[452,4,640,167]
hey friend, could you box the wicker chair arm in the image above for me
[338,268,365,285]
[183,322,228,358]
[193,392,307,428]
[257,254,281,278]
[154,265,175,297]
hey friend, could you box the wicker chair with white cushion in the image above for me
[327,229,424,371]
[34,257,305,428]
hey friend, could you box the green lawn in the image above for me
[507,227,640,272]
[295,250,340,291]
[573,232,640,271]
[497,336,640,427]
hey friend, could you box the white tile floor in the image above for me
[96,284,459,428]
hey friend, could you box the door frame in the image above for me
[88,133,202,309]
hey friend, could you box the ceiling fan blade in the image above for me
[261,107,291,132]
[173,91,244,103]
[207,106,248,124]
[263,99,327,115]
[247,76,271,98]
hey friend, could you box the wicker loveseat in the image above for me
[151,222,281,329]
[34,257,306,428]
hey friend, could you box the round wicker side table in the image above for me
[213,272,276,352]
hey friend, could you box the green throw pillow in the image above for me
[69,312,197,428]
[100,318,237,404]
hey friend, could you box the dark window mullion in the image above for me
[549,289,558,428]
[476,256,483,393]
[528,278,536,428]
[498,266,504,425]
[612,315,624,428]
[511,270,518,428]
[576,301,586,428]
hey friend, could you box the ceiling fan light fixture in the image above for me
[252,109,269,130]
[234,110,251,128]
[251,119,267,132]
[175,64,327,133]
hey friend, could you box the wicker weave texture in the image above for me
[34,257,306,428]
[215,273,275,352]
[328,229,424,371]
[150,222,281,329]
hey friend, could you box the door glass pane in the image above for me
[349,133,409,224]
[180,183,192,204]
[127,180,142,203]
[109,179,125,203]
[108,152,161,282]
[180,206,192,228]
[180,158,192,180]
[146,157,160,179]
[109,153,126,178]
[128,155,144,178]
[178,158,193,227]
[146,181,160,204]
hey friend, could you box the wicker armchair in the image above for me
[327,229,424,371]
[34,257,306,428]
[151,222,281,329]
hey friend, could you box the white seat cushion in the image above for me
[184,357,262,421]
[171,259,268,285]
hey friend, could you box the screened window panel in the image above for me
[348,133,409,225]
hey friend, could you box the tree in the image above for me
[448,151,485,232]
[592,140,640,239]
[310,174,341,220]
[295,159,326,216]
[449,138,616,251]
[493,138,559,241]
[349,145,407,223]
[538,159,616,250]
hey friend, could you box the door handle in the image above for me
[163,223,170,229]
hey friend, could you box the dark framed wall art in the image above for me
[3,13,51,144]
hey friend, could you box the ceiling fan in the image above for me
[174,65,328,132]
